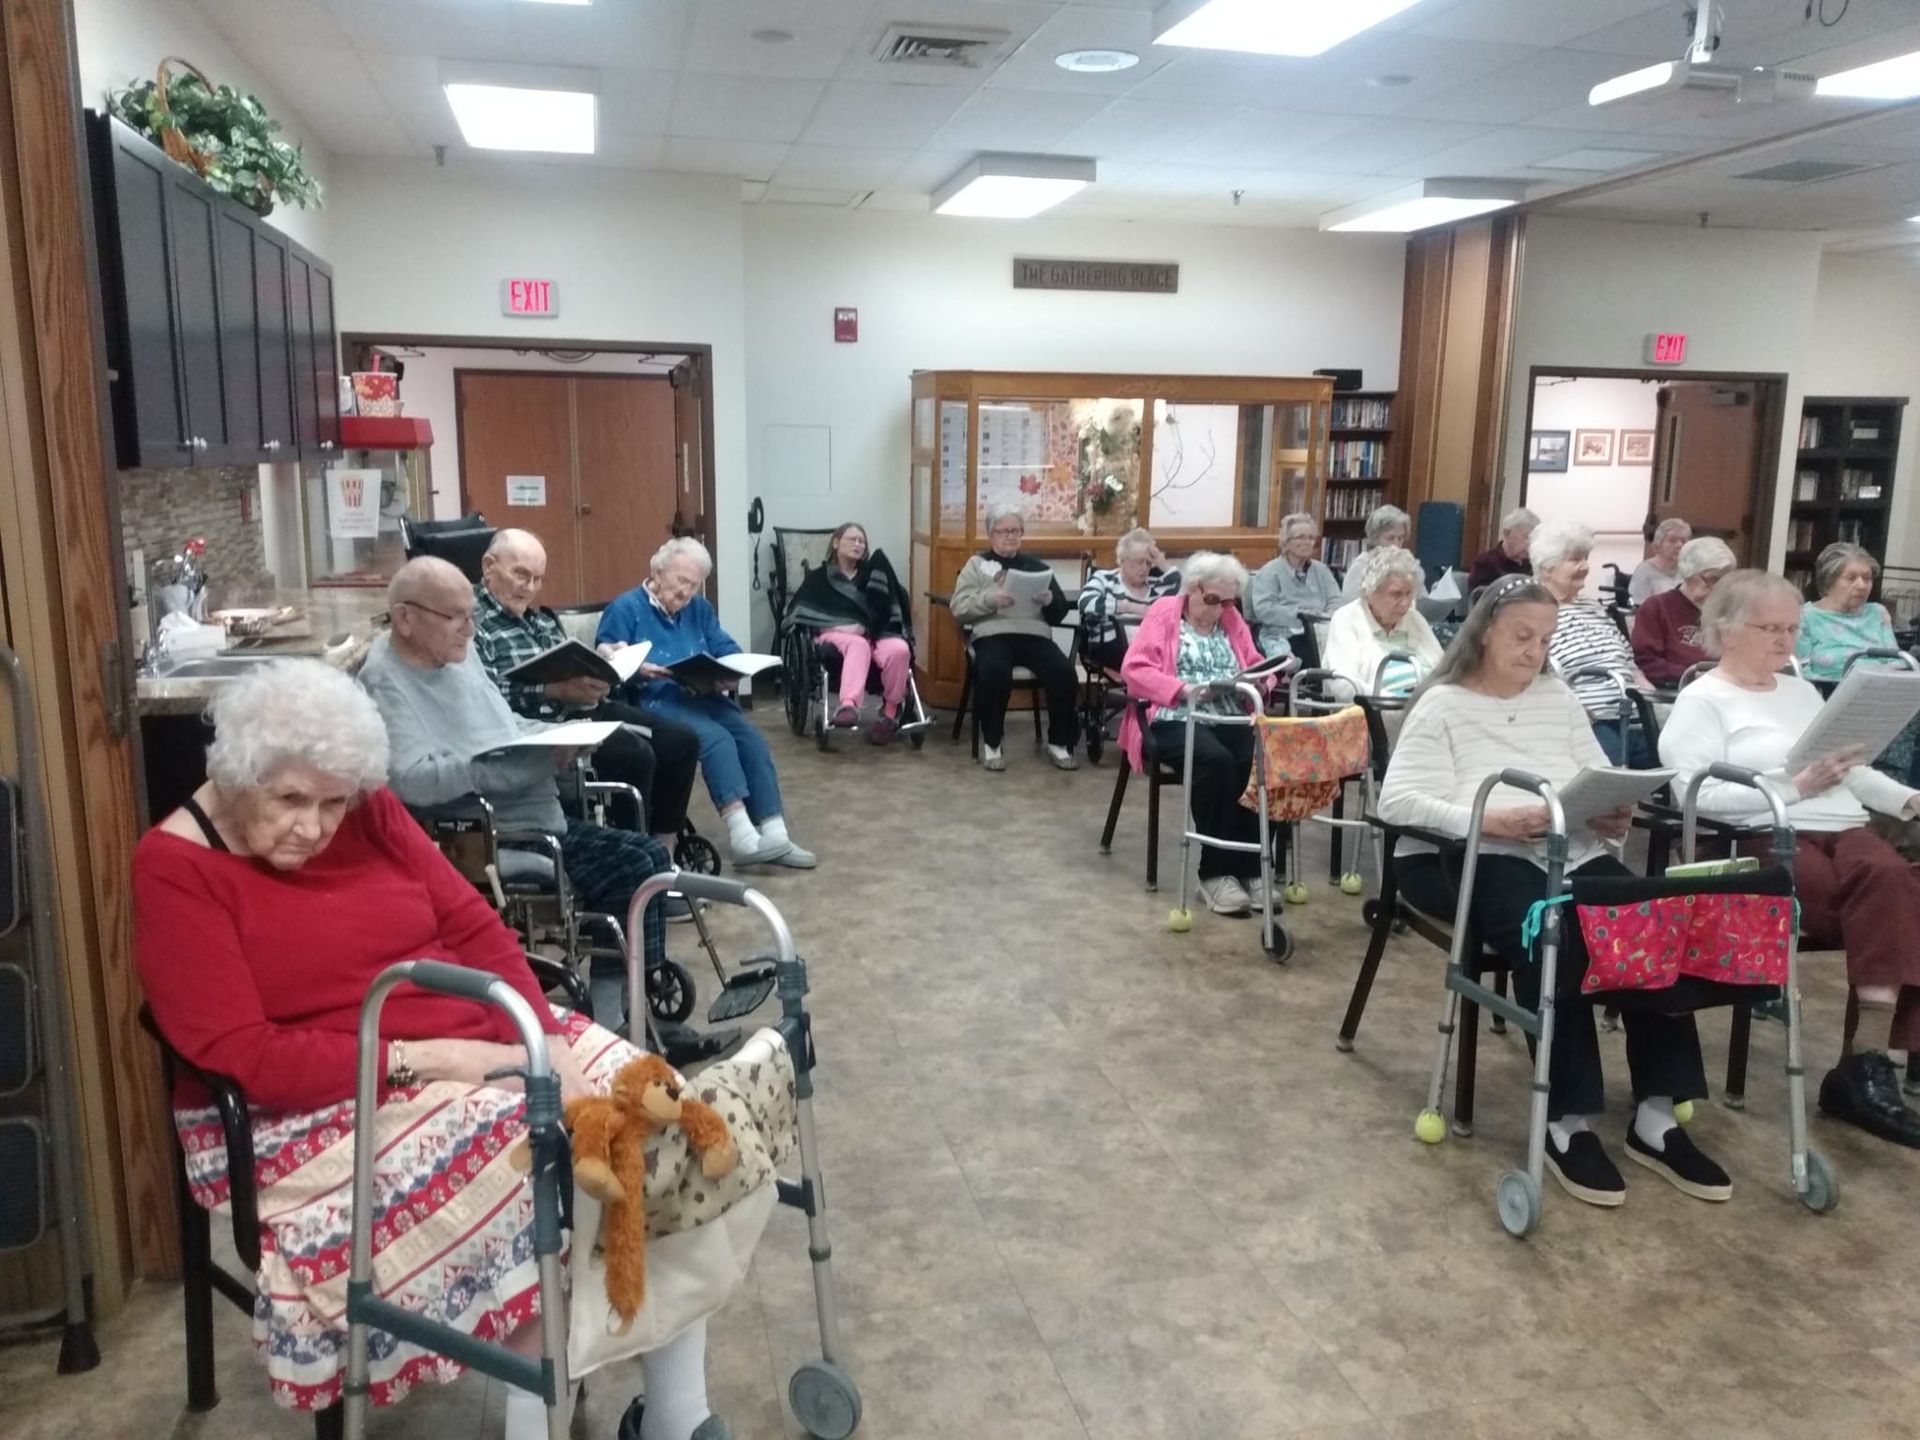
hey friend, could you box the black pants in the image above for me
[1085,634,1129,677]
[1151,719,1260,880]
[1398,852,1706,1120]
[584,700,699,835]
[973,633,1078,750]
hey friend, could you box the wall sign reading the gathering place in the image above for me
[1013,257,1180,294]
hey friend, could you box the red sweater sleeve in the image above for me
[362,789,560,1035]
[134,844,375,1111]
[1632,599,1680,686]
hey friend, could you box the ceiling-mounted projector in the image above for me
[1589,3,1816,110]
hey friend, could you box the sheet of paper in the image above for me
[606,641,651,683]
[1786,668,1920,774]
[1001,567,1054,603]
[715,651,782,678]
[1553,765,1675,833]
[491,719,623,750]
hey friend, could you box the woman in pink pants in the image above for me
[786,523,914,746]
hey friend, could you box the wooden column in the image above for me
[1397,214,1525,564]
[0,0,173,1293]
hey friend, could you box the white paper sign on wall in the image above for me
[326,467,381,539]
[506,474,548,507]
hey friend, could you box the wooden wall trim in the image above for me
[0,0,172,1285]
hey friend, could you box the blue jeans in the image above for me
[646,692,784,822]
[1592,717,1654,769]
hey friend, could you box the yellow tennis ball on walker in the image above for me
[1339,872,1365,896]
[1166,907,1192,933]
[1674,1100,1694,1126]
[1414,1109,1447,1145]
[1284,882,1311,905]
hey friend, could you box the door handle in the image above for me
[578,503,593,516]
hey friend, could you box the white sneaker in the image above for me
[731,836,794,867]
[982,744,1007,772]
[1245,876,1273,909]
[1046,744,1080,771]
[1198,875,1251,916]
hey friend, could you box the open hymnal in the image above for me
[504,639,650,687]
[1553,765,1675,833]
[483,719,623,752]
[1785,667,1920,774]
[666,651,783,694]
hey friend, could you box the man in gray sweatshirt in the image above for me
[360,557,699,1040]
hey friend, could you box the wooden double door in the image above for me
[457,371,682,606]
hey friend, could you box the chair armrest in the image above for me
[1361,814,1466,853]
[407,793,494,828]
[524,952,591,1014]
[581,779,646,831]
[137,1005,261,1271]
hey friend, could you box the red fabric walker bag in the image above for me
[1564,866,1795,998]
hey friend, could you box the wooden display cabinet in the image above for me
[910,369,1333,708]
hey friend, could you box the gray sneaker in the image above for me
[771,841,817,869]
[691,1418,733,1440]
[1198,875,1251,916]
[730,836,794,867]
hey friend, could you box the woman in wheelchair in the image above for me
[132,661,766,1439]
[599,537,815,869]
[782,520,913,743]
[1531,518,1656,767]
[1379,579,1728,1208]
[1120,553,1275,917]
[1078,526,1179,675]
[1660,569,1920,1150]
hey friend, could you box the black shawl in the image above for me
[783,547,913,643]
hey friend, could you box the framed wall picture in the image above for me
[1618,429,1656,465]
[1573,428,1615,465]
[1528,430,1570,472]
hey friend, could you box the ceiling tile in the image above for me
[660,136,790,180]
[928,89,1115,152]
[198,0,349,51]
[599,68,676,138]
[1282,118,1498,177]
[1401,46,1660,125]
[798,81,971,147]
[667,74,824,142]
[776,144,913,190]
[1055,97,1237,163]
[329,0,694,70]
[680,0,868,80]
[1406,0,1668,50]
[981,5,1176,94]
[1191,109,1370,169]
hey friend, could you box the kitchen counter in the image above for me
[135,587,387,715]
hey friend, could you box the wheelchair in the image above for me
[779,620,934,751]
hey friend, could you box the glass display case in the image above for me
[303,424,435,588]
[910,370,1333,707]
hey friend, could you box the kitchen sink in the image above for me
[155,655,282,678]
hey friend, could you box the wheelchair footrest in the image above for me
[708,965,778,1024]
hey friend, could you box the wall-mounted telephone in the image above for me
[748,497,764,592]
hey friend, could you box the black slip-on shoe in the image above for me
[1625,1124,1732,1202]
[1819,1052,1920,1149]
[1544,1129,1626,1208]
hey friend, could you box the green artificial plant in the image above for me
[110,66,322,218]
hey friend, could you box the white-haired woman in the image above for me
[1120,552,1276,915]
[1380,580,1721,1208]
[1629,517,1692,606]
[1339,504,1426,603]
[1631,535,1735,687]
[1467,506,1538,592]
[1532,518,1654,766]
[1659,570,1920,1150]
[1323,545,1443,699]
[598,537,813,867]
[950,505,1080,772]
[132,660,773,1438]
[1249,512,1341,661]
[1078,526,1180,674]
[1798,541,1901,683]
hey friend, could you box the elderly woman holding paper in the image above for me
[597,538,813,869]
[1660,569,1920,1150]
[1379,578,1722,1208]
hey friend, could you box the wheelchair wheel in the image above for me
[780,629,811,737]
[789,1361,861,1440]
[909,728,925,750]
[1798,1149,1840,1214]
[1085,728,1105,765]
[647,958,696,1025]
[676,831,722,877]
[1495,1169,1540,1238]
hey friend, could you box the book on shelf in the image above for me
[1795,471,1819,503]
[1330,397,1392,430]
[1328,438,1387,478]
[1799,414,1825,449]
[1322,537,1364,569]
[1853,424,1881,442]
[1786,567,1813,594]
[1837,518,1865,546]
[1840,469,1883,501]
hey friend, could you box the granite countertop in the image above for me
[135,588,388,716]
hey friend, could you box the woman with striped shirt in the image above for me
[1531,518,1654,767]
[1078,527,1180,674]
[1378,578,1724,1209]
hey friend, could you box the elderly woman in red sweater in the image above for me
[132,659,760,1440]
[1120,552,1284,917]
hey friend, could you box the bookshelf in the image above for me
[1785,396,1905,595]
[1322,390,1394,570]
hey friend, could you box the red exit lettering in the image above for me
[1648,332,1688,365]
[502,278,557,317]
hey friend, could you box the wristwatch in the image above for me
[386,1038,418,1089]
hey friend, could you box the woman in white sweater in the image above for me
[1322,544,1442,700]
[1658,569,1920,1151]
[1379,577,1723,1209]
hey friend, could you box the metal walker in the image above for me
[1168,681,1289,961]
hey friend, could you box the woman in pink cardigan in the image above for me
[1120,553,1274,916]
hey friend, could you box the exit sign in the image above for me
[501,278,559,318]
[1647,332,1688,365]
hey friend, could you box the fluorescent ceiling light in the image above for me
[1588,61,1677,107]
[1152,0,1427,58]
[933,154,1095,218]
[1817,49,1920,99]
[445,83,596,154]
[1321,179,1525,234]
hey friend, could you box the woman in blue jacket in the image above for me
[597,537,814,868]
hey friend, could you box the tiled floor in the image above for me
[8,708,1920,1440]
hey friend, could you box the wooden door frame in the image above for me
[344,332,718,595]
[1516,364,1786,566]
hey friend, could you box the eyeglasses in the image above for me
[1743,621,1799,638]
[989,525,1024,539]
[403,599,475,630]
[501,565,543,586]
[1196,591,1230,608]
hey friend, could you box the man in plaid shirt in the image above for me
[473,529,700,852]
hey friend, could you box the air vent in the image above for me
[873,22,1009,68]
[1733,158,1874,184]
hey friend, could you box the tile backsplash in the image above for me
[119,466,270,599]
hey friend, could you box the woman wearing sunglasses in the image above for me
[1119,553,1275,916]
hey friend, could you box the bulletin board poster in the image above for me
[326,467,382,539]
[506,474,548,507]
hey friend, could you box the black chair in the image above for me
[399,513,494,582]
[948,617,1049,759]
[1098,697,1182,890]
[139,958,589,1440]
